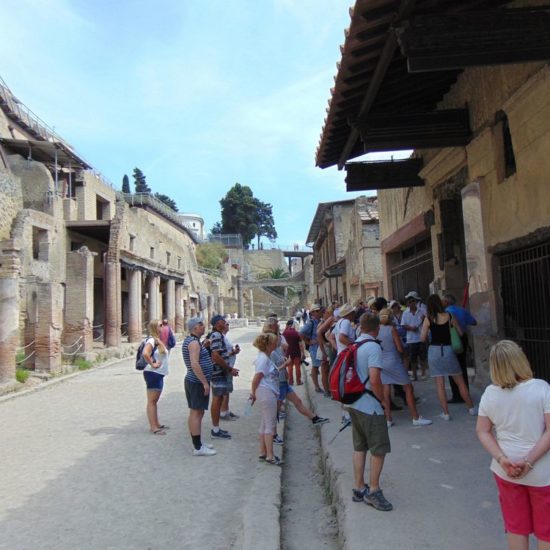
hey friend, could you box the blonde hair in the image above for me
[489,340,533,389]
[253,332,278,352]
[378,308,393,325]
[148,319,167,355]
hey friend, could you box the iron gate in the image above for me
[390,249,434,302]
[499,241,550,382]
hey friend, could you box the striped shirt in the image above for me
[182,335,213,384]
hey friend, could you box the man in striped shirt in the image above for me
[182,317,216,456]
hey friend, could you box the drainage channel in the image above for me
[279,396,340,550]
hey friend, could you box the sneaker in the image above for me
[273,434,284,445]
[315,388,324,394]
[412,416,432,426]
[439,413,451,421]
[364,489,393,511]
[387,420,394,428]
[193,445,217,456]
[220,413,234,421]
[211,429,232,439]
[279,411,287,419]
[312,416,330,426]
[468,406,478,416]
[324,391,331,398]
[420,375,428,381]
[228,411,240,420]
[352,484,369,502]
[265,456,284,466]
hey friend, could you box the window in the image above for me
[166,251,171,265]
[129,236,135,252]
[177,257,182,269]
[150,247,155,259]
[495,111,517,181]
[32,227,48,260]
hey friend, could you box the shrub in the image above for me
[74,357,93,371]
[196,242,227,270]
[16,368,30,383]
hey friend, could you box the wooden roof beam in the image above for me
[396,8,550,72]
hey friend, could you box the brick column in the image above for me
[148,275,160,322]
[166,279,175,327]
[105,260,121,347]
[64,247,94,352]
[35,282,62,373]
[127,269,142,342]
[0,241,21,385]
[175,283,184,333]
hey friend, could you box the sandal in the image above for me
[158,425,170,430]
[152,429,167,435]
[265,456,284,466]
[258,455,266,461]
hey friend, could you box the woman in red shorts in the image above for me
[477,340,550,549]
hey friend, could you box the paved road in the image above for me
[0,326,279,550]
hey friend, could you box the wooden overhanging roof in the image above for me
[316,0,550,170]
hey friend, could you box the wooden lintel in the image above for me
[396,8,550,72]
[355,109,471,151]
[345,158,424,192]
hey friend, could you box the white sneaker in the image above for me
[439,413,451,421]
[387,420,394,428]
[468,406,478,416]
[412,416,432,426]
[193,445,217,456]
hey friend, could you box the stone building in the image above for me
[315,0,550,382]
[0,77,236,388]
[306,197,382,306]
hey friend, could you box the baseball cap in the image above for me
[187,317,204,331]
[211,314,225,326]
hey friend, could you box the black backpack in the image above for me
[135,338,158,370]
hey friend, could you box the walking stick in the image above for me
[327,419,351,445]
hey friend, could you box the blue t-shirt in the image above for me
[445,305,476,332]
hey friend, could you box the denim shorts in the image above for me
[143,370,164,392]
[278,381,295,401]
[211,375,229,396]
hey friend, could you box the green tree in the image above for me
[195,241,227,270]
[154,193,178,211]
[122,174,131,194]
[215,183,277,248]
[133,167,151,193]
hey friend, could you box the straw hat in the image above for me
[337,303,356,318]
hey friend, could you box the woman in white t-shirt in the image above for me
[251,332,283,466]
[142,319,170,435]
[476,340,550,549]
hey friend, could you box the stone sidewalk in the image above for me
[303,371,508,550]
[0,326,283,550]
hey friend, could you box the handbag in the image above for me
[448,316,464,354]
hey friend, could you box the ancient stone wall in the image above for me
[0,167,22,241]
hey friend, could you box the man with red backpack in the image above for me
[348,314,393,512]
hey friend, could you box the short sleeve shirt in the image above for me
[254,352,279,396]
[479,378,550,486]
[210,330,228,377]
[401,309,425,344]
[334,318,356,354]
[347,334,384,415]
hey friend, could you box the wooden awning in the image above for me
[315,0,548,170]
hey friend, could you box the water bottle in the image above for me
[244,397,254,417]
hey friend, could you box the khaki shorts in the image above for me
[349,409,391,455]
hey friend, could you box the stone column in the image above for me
[166,279,176,327]
[148,274,160,322]
[218,296,225,317]
[105,259,121,348]
[64,247,94,352]
[175,283,184,333]
[127,269,142,342]
[0,241,21,386]
[462,180,497,383]
[249,290,254,318]
[207,294,213,325]
[237,275,244,318]
[35,282,62,373]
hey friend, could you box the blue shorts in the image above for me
[278,381,295,401]
[143,370,164,391]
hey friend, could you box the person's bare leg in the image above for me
[264,433,275,460]
[286,391,314,419]
[211,395,222,428]
[353,450,367,490]
[146,390,161,431]
[369,454,386,491]
[434,377,449,415]
[506,533,528,550]
[537,538,550,550]
[321,360,330,392]
[311,366,321,391]
[221,393,229,417]
[451,374,474,408]
[404,384,420,419]
[188,408,204,436]
[383,385,392,423]
[287,363,294,385]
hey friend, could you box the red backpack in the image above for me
[329,339,381,404]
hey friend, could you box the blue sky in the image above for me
[1,0,403,246]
